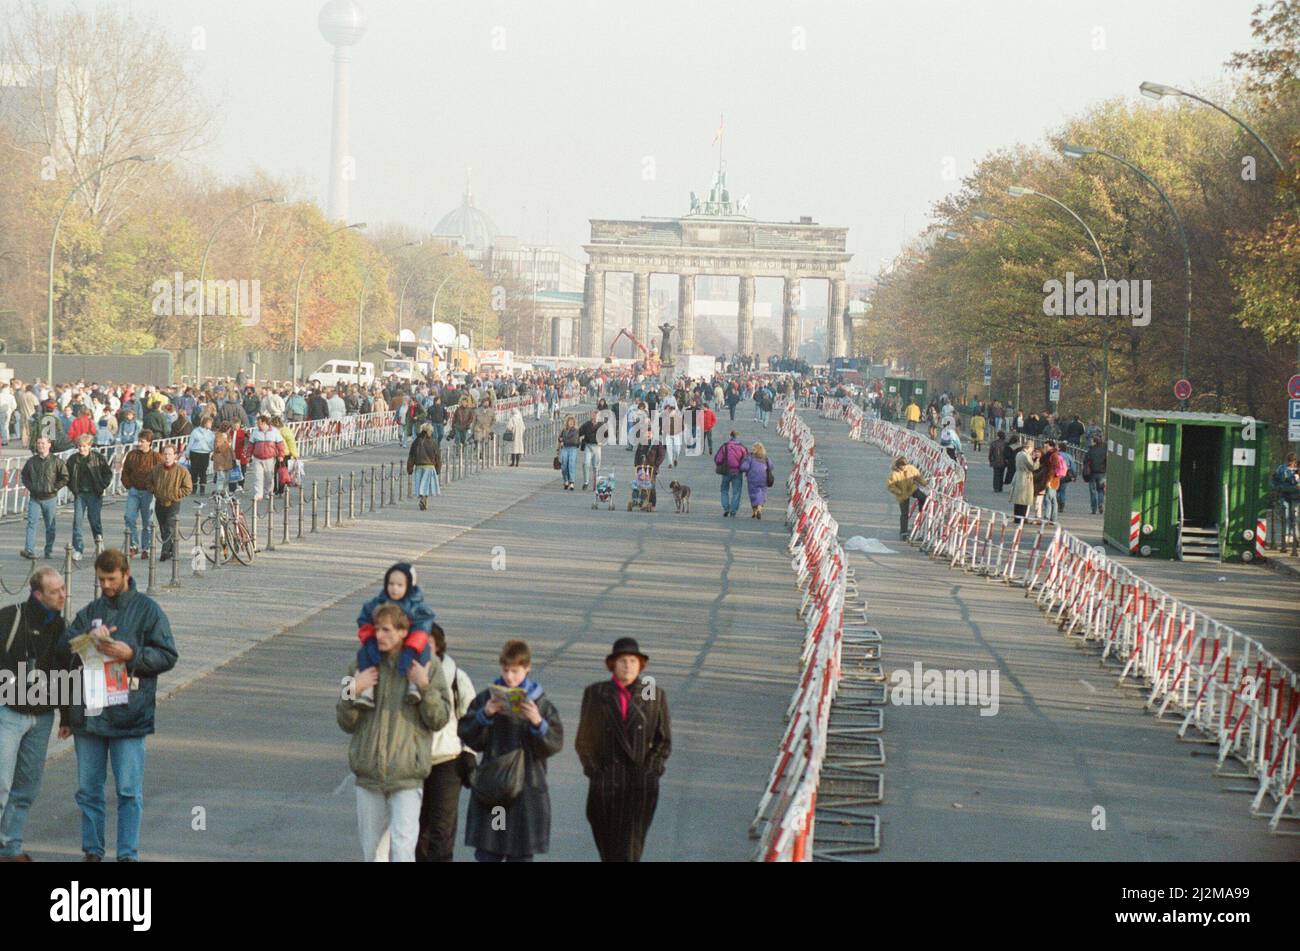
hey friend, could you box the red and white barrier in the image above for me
[824,405,1299,834]
[749,400,846,861]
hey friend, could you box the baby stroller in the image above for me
[627,463,657,512]
[592,470,617,510]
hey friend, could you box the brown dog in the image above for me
[669,481,691,513]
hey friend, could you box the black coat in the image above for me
[574,678,672,862]
[458,688,563,857]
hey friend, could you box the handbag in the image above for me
[766,461,775,488]
[470,746,526,808]
[552,454,561,470]
[502,429,514,442]
[451,673,479,788]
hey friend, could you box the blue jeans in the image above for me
[124,487,154,551]
[74,733,147,861]
[73,493,104,555]
[1042,486,1059,522]
[759,407,770,427]
[25,497,57,555]
[431,422,445,444]
[559,446,578,484]
[0,706,55,857]
[1088,475,1106,513]
[720,472,743,514]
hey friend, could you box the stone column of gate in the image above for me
[737,274,755,356]
[782,276,801,358]
[584,267,605,357]
[569,312,581,357]
[632,271,650,348]
[829,276,847,359]
[678,273,696,354]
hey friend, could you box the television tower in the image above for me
[318,0,367,221]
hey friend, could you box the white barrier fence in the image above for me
[749,399,846,861]
[825,398,1299,833]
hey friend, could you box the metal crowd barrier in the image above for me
[824,399,1299,833]
[749,400,847,861]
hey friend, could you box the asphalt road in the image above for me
[19,418,802,861]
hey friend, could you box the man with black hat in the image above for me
[575,637,672,862]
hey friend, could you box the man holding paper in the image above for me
[56,548,178,862]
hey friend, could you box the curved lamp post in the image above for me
[197,195,285,384]
[1141,80,1298,376]
[394,241,426,349]
[292,221,366,383]
[47,154,156,384]
[1008,185,1112,426]
[1062,142,1192,408]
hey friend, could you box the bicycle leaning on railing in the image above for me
[196,488,256,566]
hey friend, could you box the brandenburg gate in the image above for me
[581,169,853,360]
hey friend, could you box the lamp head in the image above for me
[1139,81,1178,100]
[972,210,994,221]
[1007,186,1033,197]
[1061,143,1095,160]
[130,154,157,163]
[943,230,963,241]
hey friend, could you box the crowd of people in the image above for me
[336,561,672,863]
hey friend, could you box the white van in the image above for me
[309,360,374,387]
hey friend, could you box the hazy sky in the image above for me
[66,0,1264,277]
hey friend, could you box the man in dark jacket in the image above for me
[306,388,330,422]
[20,436,69,560]
[0,568,69,861]
[988,432,1008,493]
[56,549,178,862]
[67,434,113,563]
[1083,435,1108,515]
[120,432,161,558]
[575,638,671,862]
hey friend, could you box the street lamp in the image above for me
[1007,184,1113,426]
[1062,142,1193,407]
[1140,80,1299,378]
[47,154,156,384]
[356,256,386,388]
[197,195,286,384]
[430,270,456,371]
[293,221,366,383]
[393,241,424,351]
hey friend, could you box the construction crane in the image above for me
[605,327,660,375]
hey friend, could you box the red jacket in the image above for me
[68,416,96,441]
[702,408,717,432]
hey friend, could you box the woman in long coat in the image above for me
[575,638,672,862]
[1008,442,1040,521]
[458,669,563,860]
[739,441,773,519]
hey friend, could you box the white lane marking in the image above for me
[1079,679,1097,694]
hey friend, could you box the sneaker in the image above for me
[82,853,102,862]
[129,545,139,557]
[404,682,422,705]
[354,688,376,709]
[43,551,53,559]
[117,857,136,863]
[19,550,36,560]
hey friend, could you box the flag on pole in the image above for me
[712,114,725,146]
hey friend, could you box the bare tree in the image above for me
[0,0,215,226]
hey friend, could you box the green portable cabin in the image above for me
[884,377,929,406]
[1102,410,1270,563]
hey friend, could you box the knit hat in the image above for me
[385,562,417,595]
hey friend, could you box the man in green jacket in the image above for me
[20,436,68,560]
[56,549,178,862]
[338,603,450,862]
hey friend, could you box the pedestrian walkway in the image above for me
[956,437,1300,670]
[18,424,804,860]
[803,409,1294,860]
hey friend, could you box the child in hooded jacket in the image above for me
[355,562,435,707]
